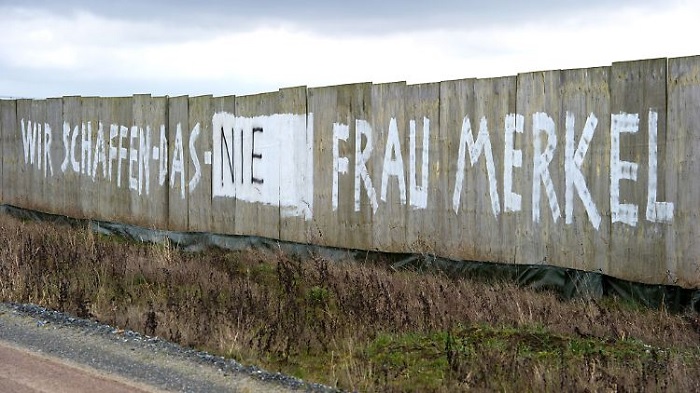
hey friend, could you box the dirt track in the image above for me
[0,341,158,393]
[0,303,306,393]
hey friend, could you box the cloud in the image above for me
[10,0,671,34]
[0,0,697,98]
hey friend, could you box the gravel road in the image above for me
[0,303,337,393]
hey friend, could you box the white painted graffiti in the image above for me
[211,112,314,221]
[21,119,205,199]
[332,110,674,228]
[19,108,674,228]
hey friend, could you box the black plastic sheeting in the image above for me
[3,204,698,313]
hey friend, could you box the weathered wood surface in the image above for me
[1,56,698,288]
[0,100,16,205]
[404,82,442,254]
[667,56,700,288]
[167,96,189,231]
[210,95,236,235]
[609,59,669,284]
[309,83,374,251]
[187,95,213,233]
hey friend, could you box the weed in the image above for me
[0,213,699,392]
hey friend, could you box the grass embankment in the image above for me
[1,214,699,392]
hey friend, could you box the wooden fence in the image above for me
[1,56,699,288]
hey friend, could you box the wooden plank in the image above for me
[277,86,313,245]
[609,58,668,285]
[559,67,611,273]
[89,97,113,222]
[131,95,169,229]
[187,95,213,232]
[473,76,517,264]
[44,98,63,216]
[0,100,18,206]
[97,97,133,224]
[29,100,48,212]
[308,83,374,251]
[61,97,82,218]
[404,83,442,255]
[79,97,99,219]
[232,91,283,240]
[370,82,407,252]
[167,96,189,231]
[210,95,236,235]
[14,100,33,211]
[439,78,479,261]
[667,55,700,288]
[514,71,564,266]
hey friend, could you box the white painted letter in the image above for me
[35,123,41,170]
[504,113,523,213]
[565,112,601,229]
[43,123,53,177]
[81,122,92,176]
[452,116,500,217]
[332,122,349,211]
[188,123,201,193]
[355,119,378,213]
[128,126,139,192]
[92,123,107,180]
[70,125,80,173]
[108,124,118,181]
[139,126,151,196]
[646,110,673,223]
[170,123,186,199]
[409,117,430,209]
[21,119,36,165]
[158,125,168,187]
[532,112,561,223]
[380,118,407,204]
[117,126,128,188]
[61,122,71,172]
[610,113,639,226]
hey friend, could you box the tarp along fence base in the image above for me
[3,204,698,313]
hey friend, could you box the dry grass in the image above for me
[1,213,699,392]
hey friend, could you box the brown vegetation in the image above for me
[1,213,699,391]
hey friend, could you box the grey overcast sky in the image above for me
[1,0,698,98]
